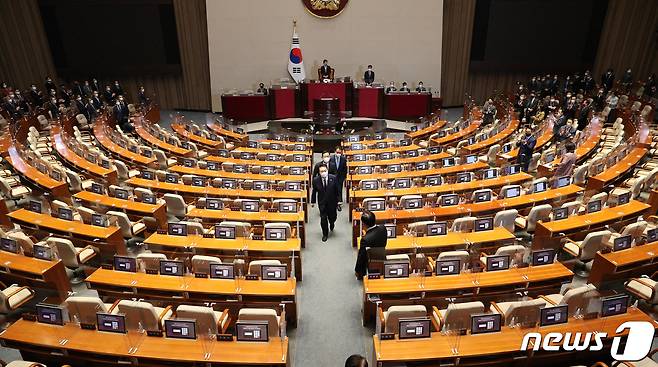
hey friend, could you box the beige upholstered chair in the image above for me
[116,299,173,331]
[175,304,229,334]
[380,305,427,334]
[65,296,118,325]
[237,308,282,337]
[433,301,485,331]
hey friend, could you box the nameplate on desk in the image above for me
[424,270,433,277]
[146,330,163,337]
[245,274,259,280]
[195,272,208,278]
[380,333,395,340]
[217,333,234,341]
[156,229,167,235]
[252,235,263,240]
[275,187,284,191]
[21,313,36,322]
[267,208,278,213]
[203,233,214,239]
[368,274,381,280]
[145,269,159,275]
[80,323,96,330]
[101,263,113,270]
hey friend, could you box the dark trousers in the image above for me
[336,176,345,203]
[518,155,531,172]
[320,208,337,236]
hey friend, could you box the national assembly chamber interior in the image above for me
[0,0,657,366]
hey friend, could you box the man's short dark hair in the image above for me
[361,210,376,228]
[565,142,576,153]
[323,59,328,63]
[322,151,329,155]
[367,64,372,68]
[345,354,368,367]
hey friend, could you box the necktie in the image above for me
[323,178,327,188]
[335,156,339,168]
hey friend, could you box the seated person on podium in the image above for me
[399,81,411,92]
[256,82,268,95]
[385,81,397,94]
[318,59,334,82]
[415,81,427,92]
[364,65,375,85]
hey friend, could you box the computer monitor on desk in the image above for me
[587,199,602,214]
[456,173,471,183]
[160,260,185,276]
[168,222,187,236]
[383,261,409,279]
[483,169,498,179]
[398,317,431,339]
[209,263,235,279]
[97,313,127,333]
[601,295,629,317]
[28,200,42,213]
[0,238,18,254]
[556,176,571,188]
[465,155,477,164]
[485,255,510,272]
[532,249,556,266]
[58,207,73,221]
[114,256,137,272]
[427,222,447,236]
[165,319,196,340]
[540,305,568,326]
[534,181,548,193]
[385,224,396,238]
[436,260,461,276]
[236,321,269,342]
[215,225,236,239]
[36,304,65,326]
[470,313,501,334]
[206,198,223,210]
[33,244,52,260]
[261,264,288,280]
[440,194,459,206]
[613,235,632,251]
[474,217,494,232]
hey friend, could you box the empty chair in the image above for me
[248,259,282,275]
[436,250,470,270]
[491,298,546,326]
[187,142,208,159]
[527,153,541,173]
[45,237,96,283]
[451,217,476,232]
[7,231,44,254]
[480,244,526,267]
[471,189,494,202]
[263,222,292,239]
[163,193,190,218]
[433,301,485,331]
[607,220,648,247]
[479,144,500,165]
[64,169,94,193]
[176,304,229,335]
[515,204,552,232]
[0,177,30,204]
[0,282,34,314]
[116,299,173,331]
[136,253,168,272]
[76,206,96,225]
[114,160,140,180]
[380,305,427,334]
[65,296,118,324]
[572,164,590,186]
[541,284,599,316]
[220,221,252,238]
[76,114,89,129]
[493,209,518,233]
[237,308,282,337]
[178,220,206,235]
[560,201,581,216]
[406,220,438,236]
[563,230,612,276]
[4,361,47,367]
[399,194,423,209]
[191,255,222,274]
[499,185,522,199]
[625,276,658,305]
[107,211,146,239]
[37,114,49,129]
[153,149,177,169]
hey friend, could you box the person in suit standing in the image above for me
[44,77,56,94]
[364,65,375,85]
[312,151,331,178]
[137,86,148,106]
[601,68,615,91]
[354,210,387,279]
[29,85,43,107]
[311,164,339,242]
[516,128,536,172]
[113,98,133,133]
[319,59,332,81]
[74,95,88,121]
[329,146,347,210]
[577,99,592,131]
[91,91,103,110]
[112,80,124,96]
[103,85,115,104]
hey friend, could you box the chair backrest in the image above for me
[65,296,109,325]
[579,230,612,260]
[471,189,493,202]
[561,201,581,215]
[136,253,167,272]
[572,164,590,185]
[437,250,470,270]
[561,284,598,316]
[116,300,162,330]
[113,160,130,180]
[630,176,647,198]
[620,221,647,242]
[526,204,552,231]
[499,185,522,199]
[76,206,96,225]
[487,144,501,163]
[106,211,133,237]
[7,232,35,254]
[500,299,546,326]
[238,308,280,337]
[399,195,423,208]
[451,216,476,232]
[406,220,437,236]
[46,237,81,268]
[220,221,252,237]
[528,153,541,172]
[442,301,485,331]
[179,221,205,235]
[176,304,220,335]
[163,193,187,217]
[493,209,518,233]
[191,255,222,274]
[248,259,282,275]
[384,305,427,334]
[495,244,527,265]
[64,169,84,192]
[263,222,292,238]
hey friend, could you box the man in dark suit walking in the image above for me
[328,146,347,210]
[311,164,340,242]
[354,210,387,279]
[516,128,536,172]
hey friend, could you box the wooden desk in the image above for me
[134,119,194,157]
[498,125,552,162]
[51,125,118,184]
[171,123,223,150]
[73,191,168,230]
[537,121,602,177]
[6,146,69,197]
[86,268,298,326]
[587,147,648,191]
[430,121,481,146]
[185,208,306,247]
[533,200,651,249]
[362,227,515,253]
[649,189,658,215]
[1,319,288,366]
[344,144,422,156]
[206,121,248,143]
[372,307,654,366]
[347,152,450,168]
[590,241,658,287]
[144,233,303,279]
[460,119,519,155]
[406,120,447,140]
[93,119,157,167]
[362,262,573,325]
[0,251,70,301]
[352,185,582,246]
[205,155,311,168]
[349,161,489,182]
[169,165,309,183]
[234,147,312,157]
[342,138,395,148]
[7,209,126,260]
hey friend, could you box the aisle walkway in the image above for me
[288,154,372,366]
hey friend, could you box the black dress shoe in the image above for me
[322,235,328,242]
[337,205,342,212]
[330,223,335,231]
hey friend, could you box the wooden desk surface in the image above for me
[1,319,288,365]
[349,173,533,199]
[534,200,650,236]
[595,240,658,267]
[51,125,118,183]
[352,184,582,221]
[0,251,71,299]
[169,165,308,182]
[406,120,447,139]
[93,120,156,166]
[74,191,166,219]
[205,155,310,168]
[235,146,312,156]
[8,208,122,241]
[343,138,395,147]
[462,119,519,154]
[364,262,573,295]
[171,123,222,149]
[86,267,296,297]
[0,250,63,277]
[206,121,248,142]
[373,307,655,363]
[259,139,312,147]
[362,227,515,252]
[125,177,307,200]
[349,161,489,182]
[186,208,304,223]
[345,144,422,156]
[587,146,648,190]
[134,119,193,157]
[348,152,450,168]
[6,146,69,197]
[144,233,302,253]
[431,121,481,146]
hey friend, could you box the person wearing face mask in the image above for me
[45,97,59,119]
[354,210,387,280]
[517,128,536,172]
[385,81,397,94]
[74,95,87,120]
[112,80,124,96]
[138,86,148,106]
[29,84,43,106]
[415,81,426,92]
[91,91,103,110]
[311,164,340,242]
[313,151,331,177]
[103,85,115,104]
[113,98,133,133]
[399,82,410,93]
[44,77,56,94]
[256,82,268,95]
[363,65,375,85]
[329,146,347,210]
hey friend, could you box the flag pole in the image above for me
[293,19,297,33]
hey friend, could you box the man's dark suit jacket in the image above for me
[355,225,388,278]
[311,173,339,214]
[364,70,375,84]
[328,154,347,181]
[320,65,331,79]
